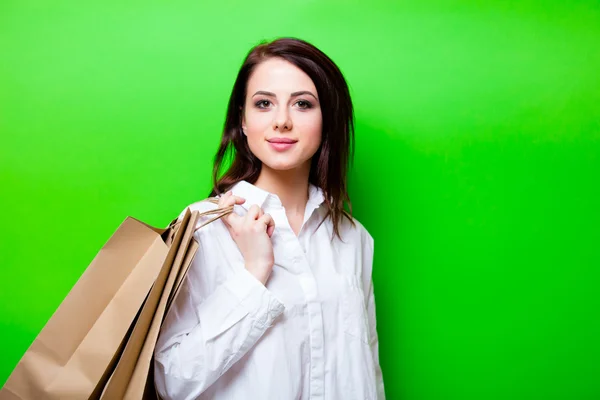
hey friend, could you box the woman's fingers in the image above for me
[219,190,245,228]
[246,204,261,221]
[217,192,273,238]
[218,190,245,207]
[258,213,276,238]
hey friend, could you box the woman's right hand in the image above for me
[218,190,276,285]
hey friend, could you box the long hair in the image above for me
[209,37,355,239]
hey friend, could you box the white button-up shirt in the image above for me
[154,180,385,399]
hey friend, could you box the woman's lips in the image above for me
[268,139,297,152]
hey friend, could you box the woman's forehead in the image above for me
[247,58,316,94]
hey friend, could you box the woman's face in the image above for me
[242,57,322,172]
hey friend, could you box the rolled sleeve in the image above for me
[154,267,285,400]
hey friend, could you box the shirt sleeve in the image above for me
[363,232,386,400]
[153,211,285,400]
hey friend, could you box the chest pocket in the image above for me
[341,274,370,345]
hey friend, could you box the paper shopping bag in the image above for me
[0,209,193,400]
[98,208,199,399]
[100,199,233,400]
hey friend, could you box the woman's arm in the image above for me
[153,217,284,400]
[364,232,386,399]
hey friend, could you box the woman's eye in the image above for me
[255,100,271,109]
[296,100,312,109]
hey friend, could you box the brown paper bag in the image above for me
[98,209,200,400]
[0,208,194,400]
[0,199,231,400]
[101,199,233,400]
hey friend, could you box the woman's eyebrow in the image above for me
[252,90,276,97]
[291,90,318,100]
[252,90,318,100]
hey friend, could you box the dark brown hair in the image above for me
[209,37,355,239]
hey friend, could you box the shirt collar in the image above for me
[231,180,325,212]
[230,180,270,210]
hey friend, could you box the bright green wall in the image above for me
[1,1,599,399]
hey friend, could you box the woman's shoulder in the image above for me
[335,212,374,249]
[353,217,374,248]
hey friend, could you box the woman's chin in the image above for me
[263,160,305,172]
[265,163,297,171]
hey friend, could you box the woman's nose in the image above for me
[273,107,293,132]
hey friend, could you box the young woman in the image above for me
[154,37,385,400]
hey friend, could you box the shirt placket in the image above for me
[272,207,325,400]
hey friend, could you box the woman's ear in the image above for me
[241,110,247,136]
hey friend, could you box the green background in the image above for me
[1,1,599,399]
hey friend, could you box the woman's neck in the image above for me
[254,164,310,218]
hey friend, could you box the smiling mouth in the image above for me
[267,138,298,144]
[267,139,297,151]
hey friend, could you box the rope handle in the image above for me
[167,197,234,233]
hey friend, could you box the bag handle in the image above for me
[193,197,234,231]
[166,197,234,234]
